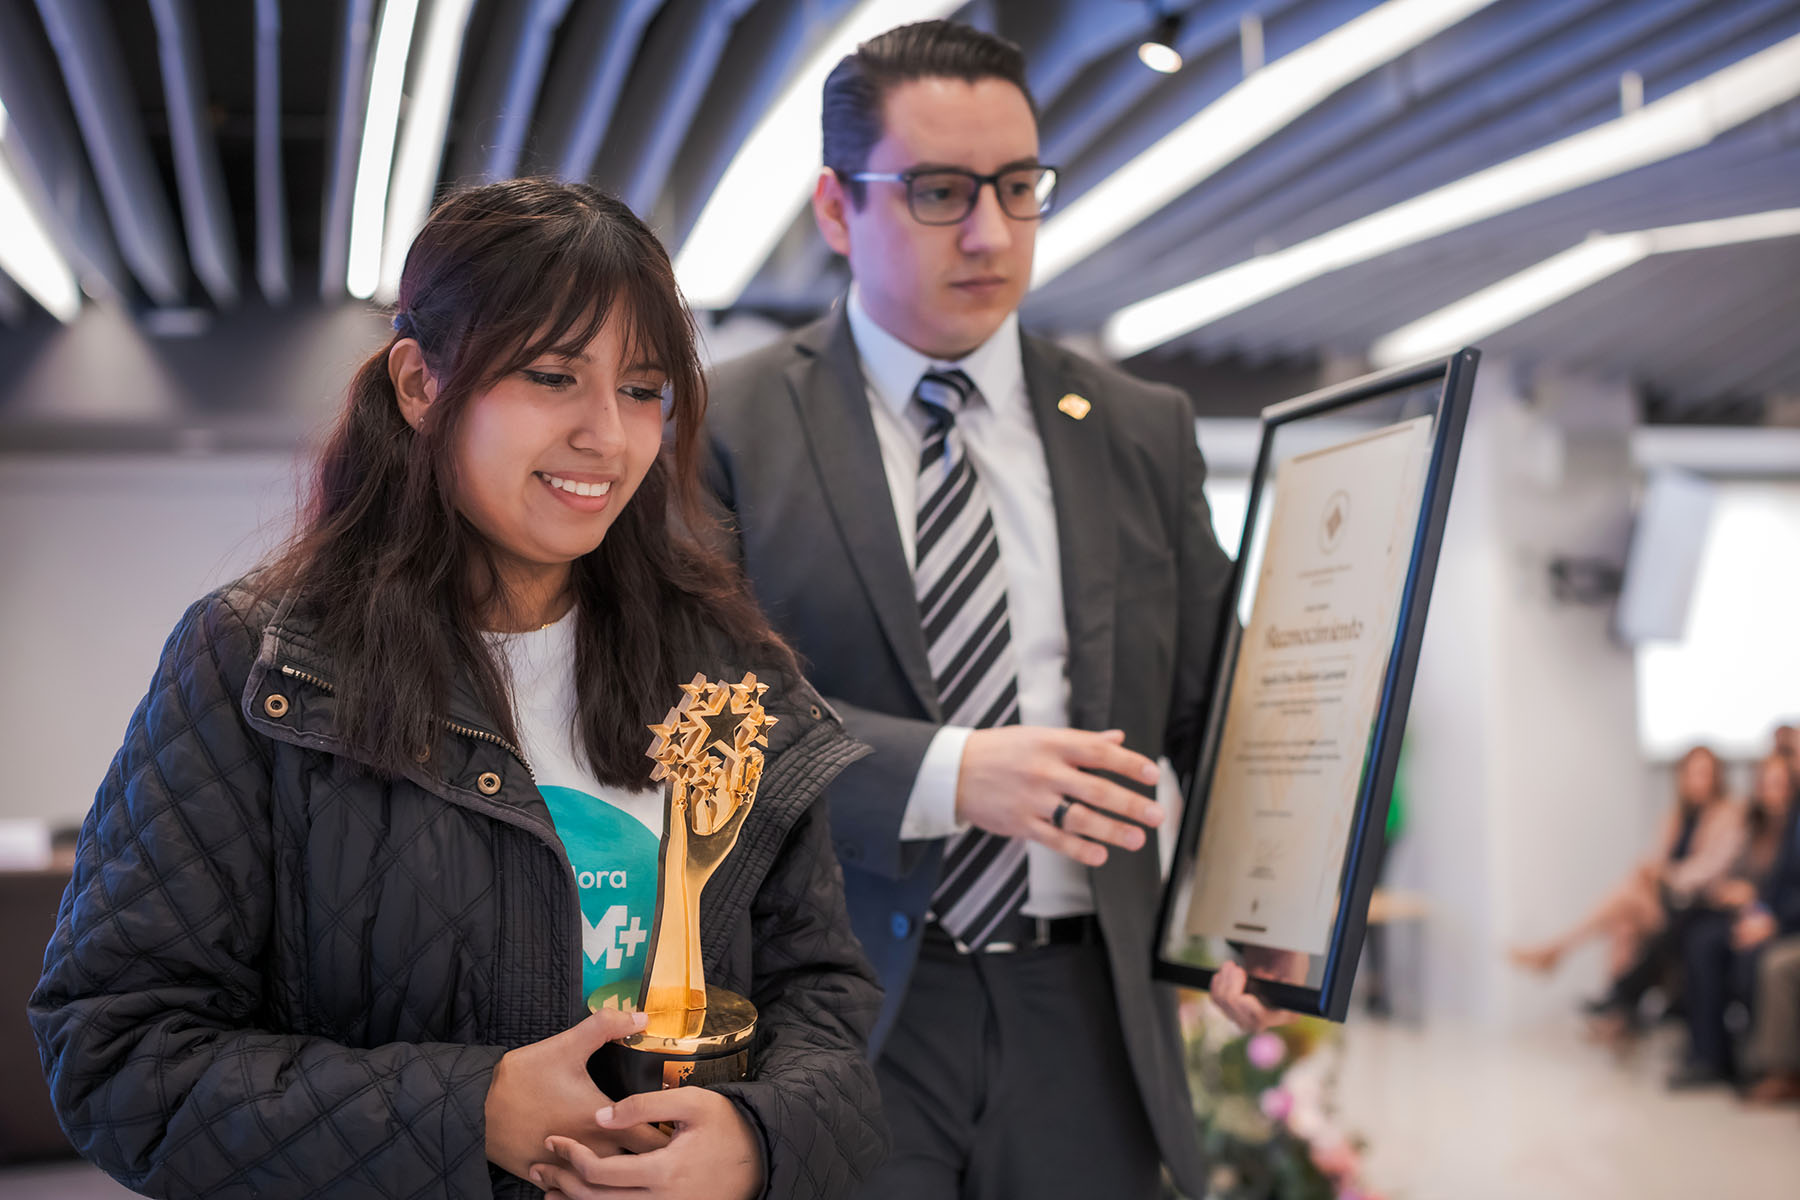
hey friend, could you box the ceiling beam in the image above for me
[664,0,860,249]
[591,0,758,218]
[148,0,242,307]
[319,0,376,300]
[32,0,187,305]
[534,0,666,183]
[254,0,290,303]
[0,0,129,303]
[448,0,574,182]
[0,269,24,326]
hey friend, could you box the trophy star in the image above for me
[700,703,745,755]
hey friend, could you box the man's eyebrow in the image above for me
[904,156,1044,173]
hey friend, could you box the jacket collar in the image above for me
[256,587,520,758]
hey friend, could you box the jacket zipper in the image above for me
[277,663,535,780]
[278,662,580,1018]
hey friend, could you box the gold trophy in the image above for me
[586,671,775,1096]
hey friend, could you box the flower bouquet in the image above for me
[1179,991,1379,1200]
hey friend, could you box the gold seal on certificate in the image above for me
[586,672,775,1096]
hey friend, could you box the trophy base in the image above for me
[587,985,757,1098]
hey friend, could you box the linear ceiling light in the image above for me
[1102,31,1800,359]
[377,0,475,302]
[1369,207,1800,366]
[346,0,420,300]
[673,0,963,311]
[1036,0,1500,289]
[0,98,82,321]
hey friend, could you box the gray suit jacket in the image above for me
[705,304,1232,1196]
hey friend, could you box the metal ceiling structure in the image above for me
[0,0,1796,415]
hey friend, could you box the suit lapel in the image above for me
[786,309,940,720]
[1020,334,1117,730]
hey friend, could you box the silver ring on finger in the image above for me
[1051,797,1075,830]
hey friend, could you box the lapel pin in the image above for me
[1057,393,1091,421]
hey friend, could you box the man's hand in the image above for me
[1209,959,1298,1034]
[955,726,1165,866]
[484,1009,669,1180]
[531,1088,764,1200]
[1733,908,1778,952]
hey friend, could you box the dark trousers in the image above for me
[1681,909,1761,1075]
[858,928,1163,1200]
[1601,900,1709,1017]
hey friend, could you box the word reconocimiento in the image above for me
[1264,617,1364,649]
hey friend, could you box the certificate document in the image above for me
[1184,416,1434,955]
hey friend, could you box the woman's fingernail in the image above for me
[530,1168,544,1185]
[1140,762,1160,783]
[631,1011,649,1028]
[596,1106,614,1124]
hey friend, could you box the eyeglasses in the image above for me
[843,165,1059,226]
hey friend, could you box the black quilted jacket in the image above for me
[30,582,888,1198]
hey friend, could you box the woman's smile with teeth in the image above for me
[538,472,612,497]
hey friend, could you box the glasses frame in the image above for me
[843,165,1060,226]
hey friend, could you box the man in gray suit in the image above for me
[706,20,1251,1199]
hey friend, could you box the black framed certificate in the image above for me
[1154,349,1478,1020]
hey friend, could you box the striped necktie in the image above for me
[912,368,1030,950]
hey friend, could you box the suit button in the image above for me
[890,912,911,939]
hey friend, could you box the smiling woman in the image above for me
[28,180,887,1200]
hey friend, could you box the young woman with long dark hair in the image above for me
[31,180,885,1200]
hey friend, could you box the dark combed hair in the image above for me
[262,179,794,787]
[822,19,1036,206]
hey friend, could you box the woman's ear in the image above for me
[388,338,438,431]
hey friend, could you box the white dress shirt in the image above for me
[845,287,1093,918]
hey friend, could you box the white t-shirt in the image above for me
[490,611,663,1013]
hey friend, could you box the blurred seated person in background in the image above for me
[1674,751,1800,1089]
[1584,751,1794,1042]
[1511,746,1740,982]
[29,180,884,1199]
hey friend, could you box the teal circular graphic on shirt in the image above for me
[538,785,662,1014]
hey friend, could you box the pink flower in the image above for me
[1258,1086,1293,1122]
[1247,1030,1286,1070]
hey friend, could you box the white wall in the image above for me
[1392,365,1657,1028]
[0,453,304,828]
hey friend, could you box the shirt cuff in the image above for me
[899,726,974,840]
